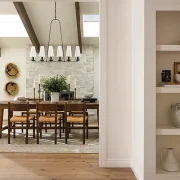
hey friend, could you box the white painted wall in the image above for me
[131,0,157,179]
[100,0,132,167]
[131,0,144,179]
[0,48,26,119]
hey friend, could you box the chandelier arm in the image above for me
[47,19,54,62]
[46,2,65,62]
[56,19,65,62]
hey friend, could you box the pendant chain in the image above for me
[55,2,57,20]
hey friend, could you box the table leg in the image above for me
[10,111,13,133]
[0,108,4,138]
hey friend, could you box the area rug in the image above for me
[0,126,99,153]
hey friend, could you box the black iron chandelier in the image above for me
[30,2,81,62]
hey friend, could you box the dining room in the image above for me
[0,1,100,154]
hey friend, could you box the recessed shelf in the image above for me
[156,45,180,51]
[156,87,180,93]
[157,167,180,175]
[157,124,180,135]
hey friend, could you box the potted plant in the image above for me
[41,75,68,102]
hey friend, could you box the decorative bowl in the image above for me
[175,74,180,82]
[84,93,93,98]
[14,97,28,102]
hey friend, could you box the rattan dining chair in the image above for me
[64,102,88,144]
[36,103,61,144]
[8,102,35,144]
[44,110,65,133]
[21,111,43,133]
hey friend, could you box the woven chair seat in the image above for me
[10,115,35,122]
[67,116,88,123]
[38,115,61,123]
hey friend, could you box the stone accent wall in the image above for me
[26,45,94,99]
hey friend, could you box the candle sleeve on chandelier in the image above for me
[66,46,72,57]
[48,46,54,57]
[30,46,36,57]
[75,46,81,58]
[39,46,45,57]
[57,46,63,57]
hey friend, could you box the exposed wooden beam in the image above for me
[13,2,40,53]
[75,2,82,53]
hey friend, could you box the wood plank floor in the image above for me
[0,153,136,180]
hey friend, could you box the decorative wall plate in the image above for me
[5,82,18,96]
[5,63,19,77]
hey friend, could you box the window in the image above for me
[83,15,99,37]
[0,15,28,37]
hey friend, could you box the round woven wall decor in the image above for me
[5,82,18,96]
[5,63,19,78]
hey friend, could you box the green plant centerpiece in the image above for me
[41,75,68,102]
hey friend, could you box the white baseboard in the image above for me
[131,166,143,180]
[102,158,131,168]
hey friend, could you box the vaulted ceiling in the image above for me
[0,2,99,48]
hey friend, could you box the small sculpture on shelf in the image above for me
[171,103,180,127]
[161,70,171,83]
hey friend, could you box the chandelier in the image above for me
[30,2,81,62]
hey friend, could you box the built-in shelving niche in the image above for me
[156,11,180,176]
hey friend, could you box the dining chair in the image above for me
[36,103,61,144]
[44,110,65,133]
[21,111,43,133]
[8,102,35,144]
[64,102,88,144]
[69,111,89,138]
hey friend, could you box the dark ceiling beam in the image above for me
[75,2,82,53]
[13,2,40,53]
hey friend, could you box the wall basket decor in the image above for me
[5,81,18,96]
[5,63,19,77]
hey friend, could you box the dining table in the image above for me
[0,100,99,138]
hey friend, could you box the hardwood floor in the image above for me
[0,153,136,180]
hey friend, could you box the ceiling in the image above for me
[0,2,99,48]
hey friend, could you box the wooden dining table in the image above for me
[0,101,99,138]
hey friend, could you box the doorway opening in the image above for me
[0,1,101,155]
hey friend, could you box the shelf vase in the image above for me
[51,92,59,103]
[171,104,180,127]
[161,148,180,172]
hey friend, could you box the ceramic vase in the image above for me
[51,92,59,103]
[171,104,180,127]
[161,148,180,172]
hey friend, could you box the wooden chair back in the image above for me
[36,103,58,118]
[8,102,29,112]
[64,102,86,122]
[8,102,30,123]
[64,102,86,112]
